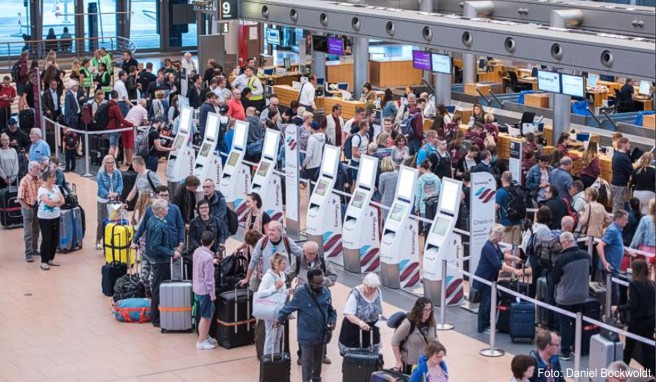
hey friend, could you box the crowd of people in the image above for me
[3,48,655,382]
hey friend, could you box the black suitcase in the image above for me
[370,369,410,382]
[259,326,291,382]
[536,276,553,328]
[0,186,23,228]
[216,288,255,349]
[255,319,266,360]
[89,135,110,166]
[342,330,383,382]
[102,262,128,296]
[120,171,137,211]
[19,109,34,132]
[581,297,601,356]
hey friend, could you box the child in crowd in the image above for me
[193,230,218,350]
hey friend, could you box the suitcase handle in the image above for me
[233,287,252,334]
[169,256,186,281]
[359,327,374,351]
[268,322,285,360]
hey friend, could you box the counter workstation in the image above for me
[272,85,366,119]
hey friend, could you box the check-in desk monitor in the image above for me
[219,120,251,216]
[250,130,283,222]
[343,155,380,273]
[167,106,195,195]
[193,112,223,194]
[423,177,464,306]
[380,166,420,289]
[307,145,343,265]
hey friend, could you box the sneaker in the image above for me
[322,356,331,365]
[558,353,571,361]
[196,340,217,350]
[96,243,103,250]
[482,328,498,334]
[207,337,218,345]
[25,255,34,263]
[40,263,50,271]
[48,261,60,267]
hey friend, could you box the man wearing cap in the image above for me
[2,118,30,152]
[0,76,17,130]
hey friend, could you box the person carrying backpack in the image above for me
[415,160,441,233]
[404,98,426,155]
[12,51,29,97]
[495,171,525,249]
[390,297,438,374]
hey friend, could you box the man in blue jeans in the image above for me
[597,209,636,305]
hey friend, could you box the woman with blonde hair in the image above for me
[630,152,655,215]
[629,199,656,280]
[579,141,601,189]
[133,191,154,287]
[95,155,123,249]
[256,253,292,355]
[0,133,19,188]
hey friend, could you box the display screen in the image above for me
[351,190,366,209]
[322,147,339,178]
[431,216,450,237]
[315,179,330,196]
[227,152,240,167]
[397,167,414,201]
[358,157,376,189]
[263,132,278,159]
[388,203,406,222]
[412,50,431,71]
[178,107,192,134]
[266,28,280,45]
[639,80,651,96]
[439,179,460,215]
[205,113,219,142]
[561,74,585,98]
[587,73,598,88]
[199,143,212,158]
[312,36,328,53]
[431,53,451,74]
[537,71,561,93]
[257,162,270,177]
[173,135,186,151]
[327,37,344,56]
[233,120,248,149]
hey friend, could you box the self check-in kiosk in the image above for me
[343,155,380,274]
[167,106,195,195]
[423,178,464,306]
[193,112,223,190]
[380,166,420,289]
[250,129,283,222]
[306,145,343,266]
[219,120,251,218]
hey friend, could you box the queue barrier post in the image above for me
[574,313,583,382]
[54,122,60,159]
[479,281,505,357]
[83,132,92,177]
[436,259,455,331]
[605,272,612,319]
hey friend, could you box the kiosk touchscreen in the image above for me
[306,145,344,265]
[343,155,380,274]
[193,112,223,193]
[423,178,464,306]
[250,130,283,222]
[166,106,195,195]
[380,166,420,289]
[219,120,251,219]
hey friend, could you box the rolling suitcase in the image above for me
[159,258,194,332]
[497,271,531,334]
[19,108,34,132]
[58,206,85,253]
[587,334,623,382]
[342,330,383,382]
[509,301,536,342]
[89,134,110,166]
[0,185,23,228]
[369,369,410,382]
[259,326,291,382]
[120,171,137,211]
[536,276,553,328]
[581,297,601,356]
[104,222,135,264]
[216,287,256,349]
[102,251,128,296]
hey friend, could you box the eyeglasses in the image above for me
[305,252,318,256]
[198,206,209,209]
[202,185,213,189]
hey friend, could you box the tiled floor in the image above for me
[0,162,519,382]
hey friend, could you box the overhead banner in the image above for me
[469,172,497,275]
[509,140,523,186]
[284,124,300,223]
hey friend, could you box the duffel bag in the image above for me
[112,298,152,323]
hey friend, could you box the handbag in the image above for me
[252,290,287,321]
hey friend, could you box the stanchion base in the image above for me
[436,323,455,331]
[82,172,94,177]
[479,348,505,357]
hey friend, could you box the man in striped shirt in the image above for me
[17,161,41,262]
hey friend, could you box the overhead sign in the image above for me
[217,21,230,34]
[219,0,238,20]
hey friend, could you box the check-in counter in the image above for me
[272,85,300,108]
[326,62,353,90]
[644,114,655,129]
[477,71,502,83]
[524,93,550,109]
[260,73,302,86]
[322,97,366,119]
[369,59,422,88]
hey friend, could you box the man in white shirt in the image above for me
[298,75,317,112]
[349,120,370,183]
[320,104,344,146]
[342,107,366,137]
[180,52,197,76]
[123,99,150,168]
[113,70,134,113]
[213,76,231,104]
[394,93,417,125]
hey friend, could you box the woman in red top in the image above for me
[106,90,134,160]
[556,132,580,161]
[580,141,601,189]
[0,76,17,130]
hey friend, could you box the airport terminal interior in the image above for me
[0,0,655,381]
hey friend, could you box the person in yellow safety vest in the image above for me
[96,63,113,99]
[230,66,264,111]
[79,58,93,96]
[100,47,113,76]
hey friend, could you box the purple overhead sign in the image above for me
[327,37,344,55]
[412,50,431,71]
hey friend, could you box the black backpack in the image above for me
[505,185,527,221]
[226,207,238,235]
[535,231,563,270]
[94,103,110,128]
[11,61,22,83]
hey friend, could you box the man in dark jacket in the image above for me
[121,51,138,74]
[276,269,337,382]
[172,175,200,226]
[187,74,203,109]
[530,330,565,382]
[198,93,218,137]
[610,137,633,213]
[202,179,229,240]
[147,198,182,327]
[64,81,81,130]
[551,231,590,360]
[470,150,494,175]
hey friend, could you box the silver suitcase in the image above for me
[587,334,623,382]
[159,258,193,333]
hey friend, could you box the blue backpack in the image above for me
[343,134,361,160]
